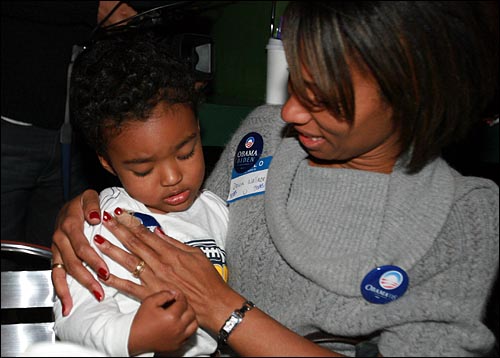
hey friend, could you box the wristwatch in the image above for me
[217,301,255,346]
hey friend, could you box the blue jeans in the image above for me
[1,119,90,247]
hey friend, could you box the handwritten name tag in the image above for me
[227,156,272,203]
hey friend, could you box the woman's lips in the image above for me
[163,190,190,206]
[298,132,325,150]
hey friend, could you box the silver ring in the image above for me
[132,260,146,278]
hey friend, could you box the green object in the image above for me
[198,103,255,146]
[480,123,499,163]
[194,2,289,146]
[203,1,289,106]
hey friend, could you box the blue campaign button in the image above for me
[233,132,264,173]
[360,265,409,304]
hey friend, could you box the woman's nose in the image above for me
[281,94,311,125]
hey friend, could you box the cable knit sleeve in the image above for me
[378,179,499,357]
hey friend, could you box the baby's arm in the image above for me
[54,204,140,356]
[53,272,136,356]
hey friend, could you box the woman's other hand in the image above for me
[51,189,108,316]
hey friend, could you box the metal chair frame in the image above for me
[1,240,55,357]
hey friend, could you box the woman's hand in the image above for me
[128,290,198,356]
[93,211,340,356]
[51,189,108,316]
[95,210,245,333]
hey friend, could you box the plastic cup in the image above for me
[265,38,289,105]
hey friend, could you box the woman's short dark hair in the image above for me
[283,1,498,173]
[70,31,200,157]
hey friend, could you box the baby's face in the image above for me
[99,103,205,214]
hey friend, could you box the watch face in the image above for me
[223,313,242,332]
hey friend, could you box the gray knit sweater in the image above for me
[204,105,499,357]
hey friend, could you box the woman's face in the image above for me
[98,103,205,214]
[281,65,401,172]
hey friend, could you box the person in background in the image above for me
[1,1,137,248]
[53,32,229,356]
[51,1,499,356]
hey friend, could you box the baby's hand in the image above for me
[128,290,198,355]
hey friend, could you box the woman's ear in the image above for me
[97,155,117,176]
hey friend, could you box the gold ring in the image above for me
[132,260,146,278]
[51,263,66,271]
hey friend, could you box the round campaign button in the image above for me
[233,132,264,173]
[360,265,409,304]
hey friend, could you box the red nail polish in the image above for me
[157,227,166,236]
[98,268,108,280]
[62,303,67,316]
[114,207,123,215]
[102,211,112,222]
[89,211,100,220]
[93,290,103,302]
[94,234,105,245]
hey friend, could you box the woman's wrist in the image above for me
[203,290,248,334]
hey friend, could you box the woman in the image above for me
[52,1,499,356]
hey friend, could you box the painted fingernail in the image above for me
[93,290,103,302]
[102,211,112,222]
[97,268,109,280]
[94,234,105,245]
[114,207,123,215]
[62,303,67,316]
[89,211,100,220]
[157,227,166,236]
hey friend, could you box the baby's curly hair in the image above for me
[70,31,200,156]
